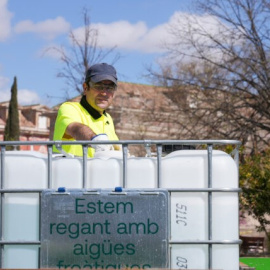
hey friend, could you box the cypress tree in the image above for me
[4,76,20,150]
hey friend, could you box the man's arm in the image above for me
[65,122,96,140]
[65,123,115,152]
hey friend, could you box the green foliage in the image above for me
[240,148,270,240]
[4,76,20,150]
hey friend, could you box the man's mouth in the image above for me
[97,97,108,102]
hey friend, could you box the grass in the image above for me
[240,257,270,270]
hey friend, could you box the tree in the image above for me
[4,76,20,150]
[46,8,120,98]
[148,0,270,244]
[240,147,270,245]
[149,0,270,154]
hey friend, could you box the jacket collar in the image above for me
[80,95,106,120]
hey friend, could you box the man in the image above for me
[53,63,120,157]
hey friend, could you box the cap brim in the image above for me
[91,74,117,85]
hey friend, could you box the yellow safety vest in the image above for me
[53,100,118,157]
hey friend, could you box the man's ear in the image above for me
[83,82,88,94]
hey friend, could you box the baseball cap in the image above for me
[85,63,117,85]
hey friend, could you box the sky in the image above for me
[0,0,194,107]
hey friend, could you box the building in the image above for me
[0,101,57,153]
[1,81,269,155]
[1,82,190,155]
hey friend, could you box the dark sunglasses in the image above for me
[89,82,117,93]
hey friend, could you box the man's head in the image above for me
[83,63,118,114]
[85,63,117,85]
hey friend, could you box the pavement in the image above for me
[240,261,256,270]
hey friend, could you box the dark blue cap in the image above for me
[85,63,117,85]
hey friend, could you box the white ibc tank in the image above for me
[2,151,47,268]
[52,156,83,188]
[126,157,157,188]
[87,157,123,188]
[171,245,208,269]
[85,155,157,188]
[1,149,239,270]
[162,150,239,270]
[212,244,239,270]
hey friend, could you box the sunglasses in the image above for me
[90,82,117,93]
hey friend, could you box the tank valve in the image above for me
[114,186,123,192]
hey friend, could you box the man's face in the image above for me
[83,80,116,114]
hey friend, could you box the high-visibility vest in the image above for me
[53,101,118,157]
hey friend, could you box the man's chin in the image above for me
[96,103,109,110]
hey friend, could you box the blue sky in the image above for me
[0,0,194,107]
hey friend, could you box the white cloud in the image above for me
[71,12,235,66]
[152,11,239,67]
[138,23,171,53]
[168,11,230,41]
[0,0,13,41]
[0,76,10,102]
[17,89,41,105]
[0,89,10,102]
[0,88,41,105]
[166,11,237,52]
[0,75,9,89]
[14,16,70,40]
[37,13,224,55]
[94,21,149,51]
[63,12,229,55]
[72,13,223,54]
[72,20,171,54]
[0,76,41,105]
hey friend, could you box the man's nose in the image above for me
[100,90,109,95]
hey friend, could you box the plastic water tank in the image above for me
[2,151,47,268]
[171,244,208,269]
[1,149,239,270]
[52,156,83,188]
[162,150,239,270]
[87,157,122,188]
[126,157,157,188]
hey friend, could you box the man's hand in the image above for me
[91,134,114,152]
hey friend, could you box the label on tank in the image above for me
[40,188,169,269]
